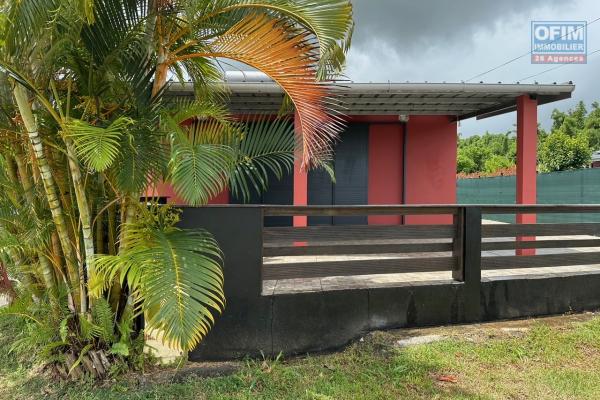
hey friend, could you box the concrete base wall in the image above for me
[190,273,600,360]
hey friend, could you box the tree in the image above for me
[483,154,514,173]
[551,101,587,136]
[457,152,477,174]
[456,131,516,174]
[0,0,353,376]
[538,131,591,172]
[584,102,600,151]
[458,101,600,176]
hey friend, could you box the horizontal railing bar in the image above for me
[481,252,600,270]
[262,257,455,280]
[482,223,600,237]
[482,239,600,251]
[184,204,600,214]
[480,204,600,214]
[264,224,456,242]
[263,242,453,257]
[262,205,460,216]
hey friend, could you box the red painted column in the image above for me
[293,111,308,227]
[516,95,538,255]
[208,189,230,204]
[368,123,403,224]
[404,116,457,224]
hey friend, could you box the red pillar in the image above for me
[293,111,308,227]
[404,116,457,224]
[368,123,403,224]
[516,95,538,255]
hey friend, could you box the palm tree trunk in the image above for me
[12,84,83,312]
[64,138,95,312]
[107,201,117,255]
[111,197,137,317]
[10,150,59,301]
[152,57,169,97]
[119,198,138,251]
[38,253,58,300]
[4,156,20,204]
[51,231,65,276]
[13,149,33,202]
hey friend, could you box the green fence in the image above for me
[457,168,600,223]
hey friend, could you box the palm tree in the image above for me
[0,0,352,375]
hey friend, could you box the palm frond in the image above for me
[3,0,63,59]
[91,207,224,352]
[164,98,231,126]
[228,117,294,202]
[195,0,354,78]
[166,116,236,205]
[175,14,345,169]
[110,118,168,194]
[65,117,134,171]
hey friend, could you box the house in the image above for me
[158,74,575,226]
[592,150,600,168]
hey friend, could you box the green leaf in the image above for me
[110,342,130,357]
[66,117,134,171]
[228,117,295,202]
[59,317,70,343]
[91,298,116,344]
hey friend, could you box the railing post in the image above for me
[453,206,481,321]
[452,207,465,281]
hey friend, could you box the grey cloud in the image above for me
[347,0,599,134]
[351,0,569,52]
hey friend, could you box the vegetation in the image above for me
[2,312,600,399]
[457,100,600,175]
[0,0,353,378]
[457,131,516,174]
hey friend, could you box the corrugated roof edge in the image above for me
[167,81,575,95]
[165,81,575,120]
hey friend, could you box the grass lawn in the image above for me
[2,313,600,399]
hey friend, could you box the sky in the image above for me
[346,0,600,136]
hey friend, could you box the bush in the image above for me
[538,131,591,172]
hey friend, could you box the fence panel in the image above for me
[458,169,600,223]
[262,206,460,281]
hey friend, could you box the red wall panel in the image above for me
[368,123,403,224]
[404,116,457,224]
[208,189,230,204]
[146,183,229,205]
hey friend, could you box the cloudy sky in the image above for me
[346,0,600,136]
